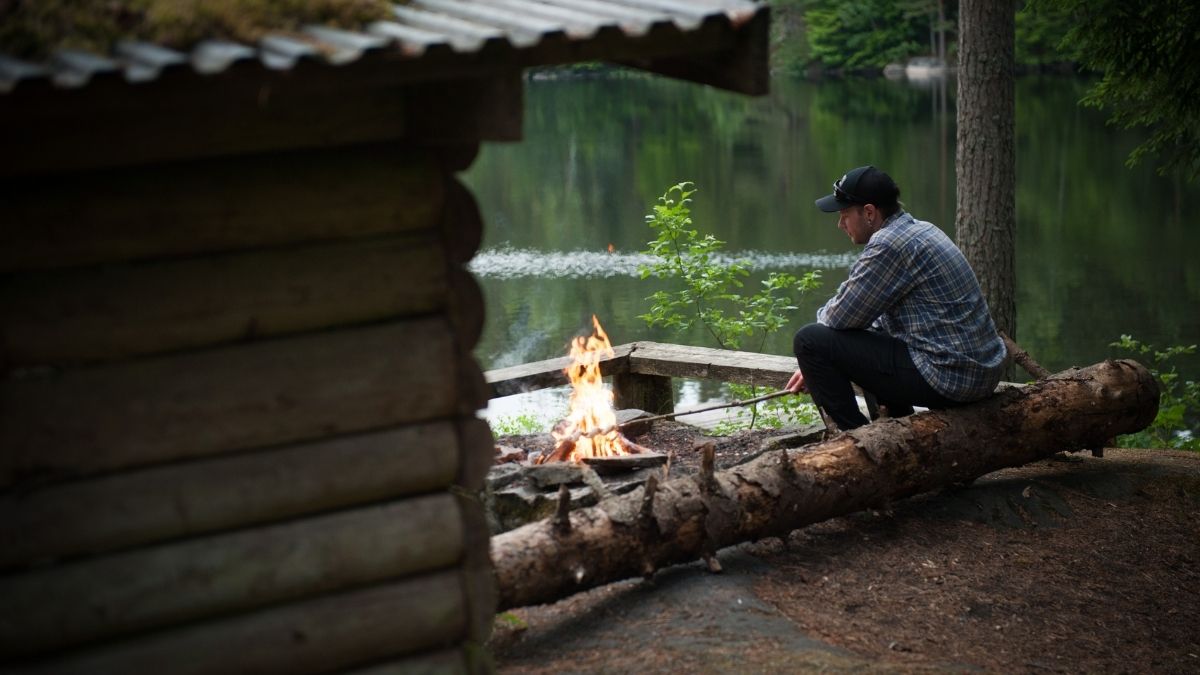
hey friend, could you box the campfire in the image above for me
[535,315,657,467]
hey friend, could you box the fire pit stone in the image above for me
[525,462,586,490]
[485,482,600,534]
[487,463,525,492]
[615,409,654,438]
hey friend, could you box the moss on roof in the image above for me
[0,0,398,61]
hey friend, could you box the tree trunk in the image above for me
[492,360,1158,611]
[955,0,1016,340]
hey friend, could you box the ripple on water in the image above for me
[468,247,857,280]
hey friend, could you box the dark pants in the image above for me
[793,323,960,430]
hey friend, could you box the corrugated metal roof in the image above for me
[0,0,765,95]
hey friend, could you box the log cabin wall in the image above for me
[0,3,771,671]
[0,138,495,672]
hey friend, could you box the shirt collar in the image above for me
[881,210,910,229]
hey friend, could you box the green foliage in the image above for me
[495,611,528,630]
[1014,1,1074,67]
[709,383,822,435]
[639,182,823,430]
[1029,0,1200,179]
[639,182,820,352]
[804,0,929,69]
[768,0,812,75]
[1110,335,1200,451]
[491,413,553,438]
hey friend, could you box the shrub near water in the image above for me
[639,182,822,431]
[1110,335,1200,450]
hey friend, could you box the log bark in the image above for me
[22,570,467,675]
[0,423,460,568]
[0,495,464,656]
[0,318,456,487]
[1,235,447,367]
[492,359,1159,611]
[0,145,443,272]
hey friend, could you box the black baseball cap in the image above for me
[815,165,900,213]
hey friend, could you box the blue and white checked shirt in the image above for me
[816,211,1007,401]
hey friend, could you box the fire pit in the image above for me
[535,315,656,466]
[485,316,672,532]
[485,422,666,533]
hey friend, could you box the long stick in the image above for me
[627,388,793,426]
[572,388,795,442]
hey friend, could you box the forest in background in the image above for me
[767,0,1073,74]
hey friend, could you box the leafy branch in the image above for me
[1110,334,1199,450]
[638,182,823,430]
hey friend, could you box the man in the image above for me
[785,165,1007,430]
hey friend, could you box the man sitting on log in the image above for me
[785,165,1007,430]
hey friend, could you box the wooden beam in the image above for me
[0,144,444,272]
[484,343,633,397]
[23,570,467,675]
[0,66,523,177]
[343,648,469,675]
[0,495,465,657]
[617,7,770,96]
[0,318,457,488]
[0,423,460,569]
[1,234,448,368]
[613,372,674,415]
[403,71,523,144]
[483,341,793,399]
[455,491,497,649]
[627,341,795,388]
[456,417,496,494]
[440,175,485,264]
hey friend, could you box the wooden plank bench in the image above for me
[484,341,798,415]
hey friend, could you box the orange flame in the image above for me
[550,315,631,462]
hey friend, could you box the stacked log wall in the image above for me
[0,142,494,672]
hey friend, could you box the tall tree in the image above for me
[955,1,1016,340]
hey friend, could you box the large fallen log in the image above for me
[492,359,1158,610]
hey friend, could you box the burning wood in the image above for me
[536,316,642,465]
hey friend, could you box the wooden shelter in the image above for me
[0,1,769,672]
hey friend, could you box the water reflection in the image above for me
[469,246,858,280]
[465,72,1200,386]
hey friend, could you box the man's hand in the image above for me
[786,369,807,394]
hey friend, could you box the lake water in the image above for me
[464,72,1200,422]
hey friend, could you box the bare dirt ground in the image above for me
[490,424,1200,674]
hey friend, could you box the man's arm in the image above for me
[816,241,914,329]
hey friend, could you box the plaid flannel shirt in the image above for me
[816,211,1007,401]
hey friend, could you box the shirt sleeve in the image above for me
[816,239,915,330]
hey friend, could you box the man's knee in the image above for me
[793,322,834,357]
